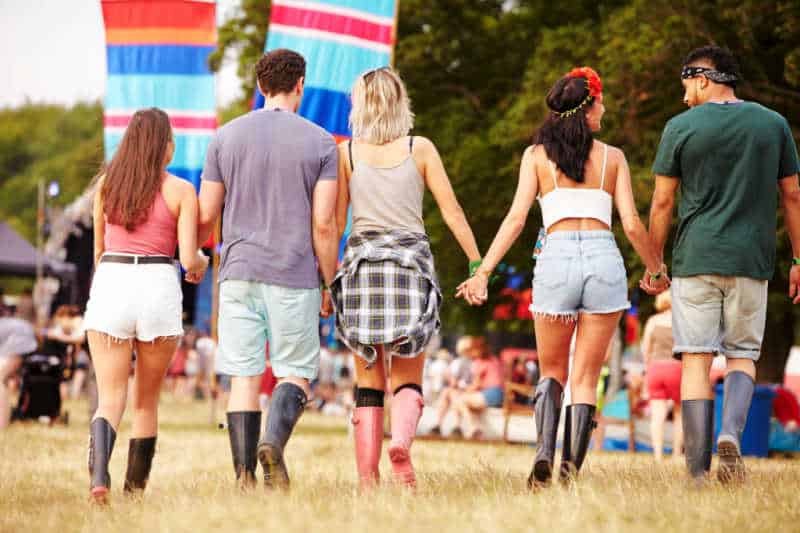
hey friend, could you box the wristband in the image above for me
[469,259,483,277]
[793,258,800,266]
[320,282,330,291]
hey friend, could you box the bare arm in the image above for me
[648,175,679,264]
[335,143,351,241]
[419,137,481,262]
[176,183,208,274]
[197,180,225,245]
[456,145,539,304]
[614,153,662,274]
[92,180,105,265]
[313,179,339,287]
[779,174,800,303]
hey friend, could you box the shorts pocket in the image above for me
[533,257,569,290]
[591,254,626,285]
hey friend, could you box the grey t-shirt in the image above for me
[202,109,338,289]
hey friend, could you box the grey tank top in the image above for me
[348,137,425,235]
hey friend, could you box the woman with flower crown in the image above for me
[456,67,668,487]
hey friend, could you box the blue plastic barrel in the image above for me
[713,384,776,457]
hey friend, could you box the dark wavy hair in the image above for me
[256,48,306,96]
[532,76,595,183]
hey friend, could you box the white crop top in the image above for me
[538,144,613,230]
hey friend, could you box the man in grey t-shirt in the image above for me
[198,49,338,489]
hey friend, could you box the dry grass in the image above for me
[1,398,798,533]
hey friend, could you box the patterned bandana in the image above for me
[681,66,739,83]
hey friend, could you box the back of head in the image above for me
[256,48,306,97]
[533,67,603,183]
[682,45,741,89]
[102,108,172,231]
[455,336,474,358]
[349,67,414,145]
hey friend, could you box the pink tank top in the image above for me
[104,191,178,257]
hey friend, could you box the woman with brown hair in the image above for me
[457,67,667,487]
[82,108,208,503]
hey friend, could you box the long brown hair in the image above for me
[102,108,173,231]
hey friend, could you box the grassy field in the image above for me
[1,398,798,533]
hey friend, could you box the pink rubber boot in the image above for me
[352,406,383,489]
[388,388,424,488]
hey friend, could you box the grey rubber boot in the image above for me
[124,436,157,493]
[227,411,262,489]
[258,382,307,490]
[528,378,563,488]
[717,371,754,484]
[682,399,714,480]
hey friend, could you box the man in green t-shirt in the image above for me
[647,45,800,483]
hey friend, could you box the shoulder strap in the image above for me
[409,135,414,152]
[548,160,559,189]
[600,144,609,189]
[348,140,354,172]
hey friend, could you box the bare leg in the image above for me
[71,369,88,400]
[228,375,262,412]
[681,354,714,400]
[0,355,22,429]
[672,402,683,456]
[650,399,668,461]
[533,316,574,386]
[131,338,179,438]
[88,331,134,429]
[571,312,622,405]
[458,392,488,439]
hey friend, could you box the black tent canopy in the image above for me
[0,222,76,279]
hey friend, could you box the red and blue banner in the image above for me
[101,0,217,189]
[255,0,398,142]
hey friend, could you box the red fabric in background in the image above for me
[773,386,800,427]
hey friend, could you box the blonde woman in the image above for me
[642,291,682,460]
[331,67,481,489]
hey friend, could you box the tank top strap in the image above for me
[409,135,414,153]
[348,140,354,172]
[600,144,609,189]
[548,160,559,189]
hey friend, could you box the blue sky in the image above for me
[0,0,242,108]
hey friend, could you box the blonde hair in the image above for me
[349,67,414,144]
[655,291,672,312]
[455,336,474,358]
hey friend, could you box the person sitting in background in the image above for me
[0,316,38,429]
[641,291,682,461]
[456,337,505,440]
[424,348,452,404]
[430,336,475,436]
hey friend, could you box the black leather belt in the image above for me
[100,254,173,265]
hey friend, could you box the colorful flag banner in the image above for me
[101,0,217,189]
[255,0,398,141]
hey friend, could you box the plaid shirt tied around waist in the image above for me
[331,230,442,365]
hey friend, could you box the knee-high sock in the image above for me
[261,382,307,453]
[388,386,424,487]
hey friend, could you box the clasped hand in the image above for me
[455,274,489,306]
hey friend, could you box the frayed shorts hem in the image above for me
[86,327,183,344]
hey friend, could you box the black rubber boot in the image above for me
[88,417,117,503]
[717,372,754,484]
[527,378,563,488]
[227,411,261,489]
[124,437,157,494]
[682,399,714,481]
[559,404,596,482]
[258,382,307,490]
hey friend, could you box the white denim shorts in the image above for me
[84,258,183,342]
[530,231,631,320]
[671,275,768,361]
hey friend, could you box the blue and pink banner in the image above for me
[101,0,217,189]
[255,0,398,141]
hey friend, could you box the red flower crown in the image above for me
[556,67,603,118]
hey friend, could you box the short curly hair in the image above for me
[255,49,306,96]
[683,45,741,88]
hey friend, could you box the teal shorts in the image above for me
[217,280,321,380]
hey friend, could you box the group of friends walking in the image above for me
[80,44,799,503]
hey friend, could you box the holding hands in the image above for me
[456,260,491,306]
[639,263,670,295]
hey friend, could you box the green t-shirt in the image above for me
[653,101,800,280]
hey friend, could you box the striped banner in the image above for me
[255,0,398,141]
[101,0,217,189]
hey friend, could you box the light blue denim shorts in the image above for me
[671,275,767,361]
[530,231,631,320]
[217,280,321,379]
